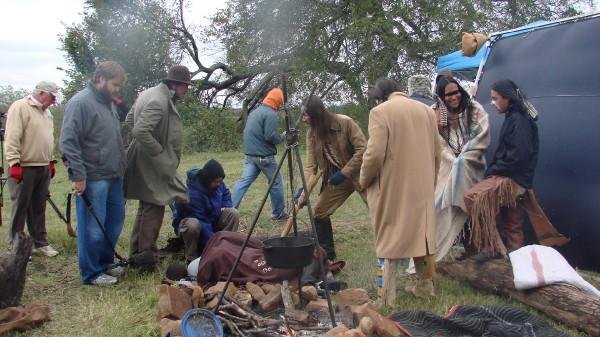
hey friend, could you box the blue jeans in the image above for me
[232,155,285,218]
[76,178,125,283]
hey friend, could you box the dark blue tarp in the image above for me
[475,15,600,271]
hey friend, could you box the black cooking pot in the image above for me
[262,236,315,269]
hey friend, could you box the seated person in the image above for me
[172,160,239,262]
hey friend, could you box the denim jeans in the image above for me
[76,178,125,283]
[232,155,285,218]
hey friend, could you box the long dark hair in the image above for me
[491,79,528,114]
[435,76,474,117]
[434,76,476,153]
[304,95,335,143]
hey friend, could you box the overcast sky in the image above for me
[0,1,598,90]
[0,0,226,90]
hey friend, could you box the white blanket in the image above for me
[509,245,600,297]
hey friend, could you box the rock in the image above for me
[338,305,355,330]
[205,296,219,310]
[190,285,204,308]
[359,317,375,337]
[232,290,253,308]
[291,292,300,306]
[305,299,330,313]
[246,282,266,302]
[351,304,401,337]
[157,285,193,320]
[206,282,238,298]
[335,288,370,307]
[159,318,181,337]
[285,309,311,324]
[261,283,276,294]
[258,284,282,312]
[301,285,318,301]
[325,324,349,337]
[345,329,367,337]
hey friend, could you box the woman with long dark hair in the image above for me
[430,75,490,261]
[464,79,568,259]
[301,95,367,263]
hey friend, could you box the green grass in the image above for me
[0,151,586,336]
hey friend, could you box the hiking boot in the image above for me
[33,245,59,257]
[409,278,435,298]
[106,266,125,278]
[91,273,118,286]
[159,237,185,253]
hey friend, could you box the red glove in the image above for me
[49,161,56,178]
[9,164,23,183]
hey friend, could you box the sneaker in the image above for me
[33,245,59,257]
[271,212,289,221]
[106,266,125,278]
[91,273,118,286]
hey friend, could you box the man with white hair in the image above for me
[4,81,60,257]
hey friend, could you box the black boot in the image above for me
[315,217,336,261]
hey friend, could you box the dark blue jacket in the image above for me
[172,169,233,245]
[485,108,539,189]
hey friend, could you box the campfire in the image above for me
[157,280,401,337]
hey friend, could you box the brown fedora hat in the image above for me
[165,65,192,85]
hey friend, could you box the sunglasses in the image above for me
[444,90,461,97]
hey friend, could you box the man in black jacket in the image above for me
[463,80,538,258]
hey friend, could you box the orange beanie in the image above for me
[262,88,284,110]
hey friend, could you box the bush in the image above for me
[178,98,242,153]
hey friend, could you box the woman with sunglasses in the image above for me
[431,75,491,261]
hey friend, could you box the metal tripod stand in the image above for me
[214,75,337,327]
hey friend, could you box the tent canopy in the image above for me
[475,14,600,271]
[436,45,487,73]
[435,21,550,74]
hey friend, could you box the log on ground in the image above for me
[438,259,600,336]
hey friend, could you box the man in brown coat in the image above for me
[300,95,367,262]
[361,78,441,303]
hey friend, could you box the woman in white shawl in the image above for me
[432,75,490,261]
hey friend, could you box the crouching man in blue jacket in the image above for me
[172,160,240,262]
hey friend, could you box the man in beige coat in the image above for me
[5,81,60,257]
[361,78,441,303]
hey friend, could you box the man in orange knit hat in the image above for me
[232,88,287,219]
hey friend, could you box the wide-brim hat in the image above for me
[165,65,192,85]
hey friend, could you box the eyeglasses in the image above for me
[444,90,461,98]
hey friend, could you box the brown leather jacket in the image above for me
[304,114,367,191]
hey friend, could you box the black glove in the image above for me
[328,171,346,186]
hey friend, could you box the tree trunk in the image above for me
[0,232,32,309]
[438,259,600,336]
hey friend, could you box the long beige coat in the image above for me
[360,92,441,259]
